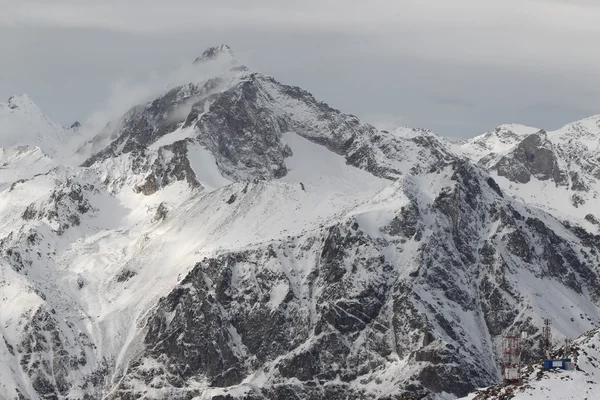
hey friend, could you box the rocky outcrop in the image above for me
[133,140,200,195]
[82,79,222,167]
[21,179,95,234]
[493,131,567,185]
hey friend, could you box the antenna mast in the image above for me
[502,333,522,384]
[542,318,552,359]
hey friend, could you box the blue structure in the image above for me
[543,359,572,370]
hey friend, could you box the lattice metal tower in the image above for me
[502,334,522,384]
[542,318,552,359]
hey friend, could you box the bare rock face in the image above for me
[14,306,98,400]
[134,140,200,195]
[82,53,453,195]
[493,131,567,185]
[191,73,410,182]
[193,76,294,180]
[109,224,406,398]
[20,179,95,234]
[81,79,222,168]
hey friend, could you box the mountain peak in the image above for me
[0,93,69,157]
[554,114,600,141]
[193,44,235,65]
[4,94,39,112]
[490,123,540,136]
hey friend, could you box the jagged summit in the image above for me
[557,113,600,130]
[463,114,600,162]
[492,123,540,133]
[193,44,236,65]
[552,114,600,148]
[459,113,600,229]
[0,93,70,157]
[3,93,39,111]
[459,124,541,161]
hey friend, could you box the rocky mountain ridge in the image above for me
[459,116,600,229]
[0,94,74,158]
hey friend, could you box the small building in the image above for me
[543,359,572,370]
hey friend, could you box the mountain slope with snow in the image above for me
[0,46,600,400]
[460,124,542,162]
[459,117,600,229]
[0,95,78,191]
[0,94,73,157]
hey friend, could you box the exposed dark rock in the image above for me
[226,194,237,204]
[193,76,293,180]
[116,269,137,283]
[382,201,422,239]
[486,177,503,197]
[570,171,589,191]
[82,79,222,167]
[418,364,474,397]
[16,307,92,399]
[134,141,200,195]
[22,203,37,220]
[585,214,599,226]
[134,174,158,195]
[154,202,169,221]
[493,131,567,185]
[572,193,586,208]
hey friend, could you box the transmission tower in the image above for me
[502,334,522,384]
[542,318,552,359]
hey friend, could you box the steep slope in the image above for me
[0,95,76,190]
[0,94,72,157]
[460,117,600,230]
[459,124,541,162]
[1,46,600,400]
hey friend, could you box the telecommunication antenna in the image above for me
[564,338,572,357]
[542,318,552,359]
[502,334,522,384]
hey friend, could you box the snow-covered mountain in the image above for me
[1,46,600,400]
[459,117,600,229]
[459,124,541,161]
[0,94,79,190]
[0,94,74,157]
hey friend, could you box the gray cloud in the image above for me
[1,1,600,139]
[432,97,475,109]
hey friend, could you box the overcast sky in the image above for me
[2,0,600,139]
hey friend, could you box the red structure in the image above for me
[502,335,521,383]
[542,318,552,359]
